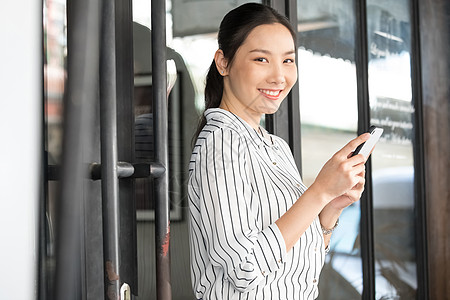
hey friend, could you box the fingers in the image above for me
[355,174,366,187]
[336,152,365,179]
[314,134,369,200]
[352,163,366,177]
[358,169,366,178]
[344,176,366,202]
[339,133,371,159]
[352,175,366,192]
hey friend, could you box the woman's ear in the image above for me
[214,49,228,76]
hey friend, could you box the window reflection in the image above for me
[367,1,417,298]
[297,0,362,298]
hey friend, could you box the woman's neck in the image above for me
[219,100,261,130]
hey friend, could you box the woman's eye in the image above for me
[255,58,268,62]
[284,58,295,63]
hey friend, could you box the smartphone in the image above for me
[352,126,383,159]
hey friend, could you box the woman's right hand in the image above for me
[309,133,370,203]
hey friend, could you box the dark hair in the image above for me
[193,3,296,142]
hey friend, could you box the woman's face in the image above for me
[219,23,297,128]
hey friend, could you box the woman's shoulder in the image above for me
[194,120,248,151]
[199,108,255,141]
[189,117,250,173]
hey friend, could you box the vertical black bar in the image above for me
[100,0,121,298]
[410,0,429,298]
[115,0,138,294]
[84,102,105,300]
[54,0,102,299]
[354,0,375,299]
[152,0,172,299]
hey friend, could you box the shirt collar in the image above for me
[204,108,273,147]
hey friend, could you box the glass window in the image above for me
[297,0,363,298]
[366,1,417,298]
[297,0,418,299]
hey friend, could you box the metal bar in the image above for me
[410,0,429,297]
[54,0,102,299]
[100,0,121,298]
[114,0,138,293]
[151,0,172,298]
[134,162,166,178]
[354,0,375,299]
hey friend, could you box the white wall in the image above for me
[0,1,42,299]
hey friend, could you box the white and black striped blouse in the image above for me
[188,108,325,300]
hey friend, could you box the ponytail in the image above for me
[192,60,224,143]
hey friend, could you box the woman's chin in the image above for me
[258,102,281,115]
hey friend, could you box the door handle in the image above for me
[89,161,165,180]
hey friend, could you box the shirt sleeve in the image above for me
[195,128,287,292]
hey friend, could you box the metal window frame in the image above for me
[354,1,376,299]
[410,0,429,298]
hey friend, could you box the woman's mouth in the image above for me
[259,89,282,99]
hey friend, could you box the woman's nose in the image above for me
[267,63,285,84]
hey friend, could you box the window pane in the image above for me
[297,0,363,298]
[366,0,417,298]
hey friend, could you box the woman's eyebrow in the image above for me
[249,49,296,55]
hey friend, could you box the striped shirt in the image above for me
[188,108,325,300]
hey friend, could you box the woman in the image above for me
[188,3,370,299]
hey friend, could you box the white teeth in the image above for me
[260,89,280,96]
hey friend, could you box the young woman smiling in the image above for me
[188,3,370,299]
